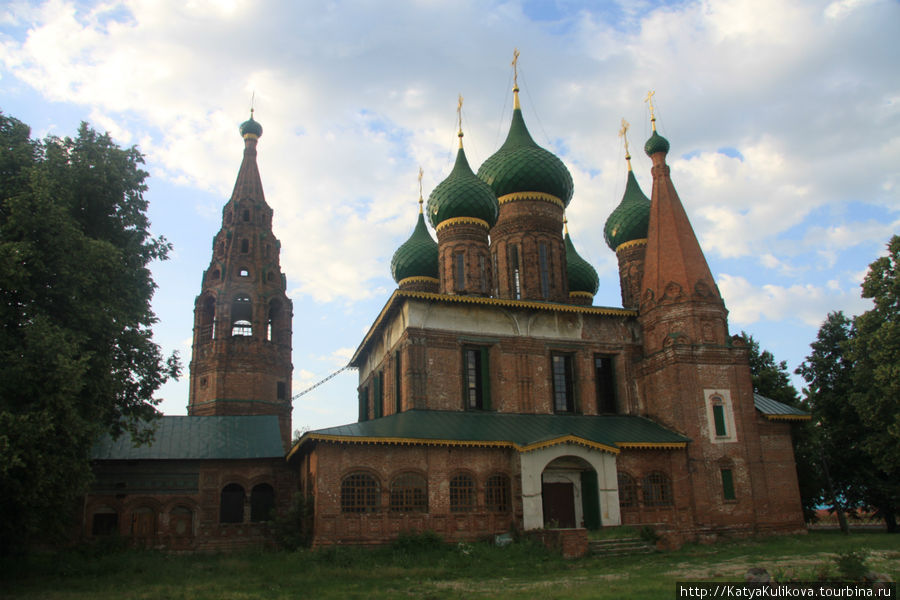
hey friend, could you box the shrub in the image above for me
[392,529,444,554]
[835,549,869,581]
[271,493,313,550]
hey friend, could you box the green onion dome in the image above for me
[565,230,599,295]
[240,113,263,138]
[391,210,439,283]
[603,170,651,251]
[644,130,669,156]
[476,106,574,207]
[426,146,499,229]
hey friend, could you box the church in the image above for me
[83,68,809,551]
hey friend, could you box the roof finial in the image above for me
[644,90,657,132]
[418,166,424,213]
[250,91,256,119]
[619,118,633,171]
[457,94,464,148]
[512,48,521,110]
[563,214,569,236]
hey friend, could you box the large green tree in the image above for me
[847,235,900,531]
[0,113,178,553]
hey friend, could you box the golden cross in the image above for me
[618,117,631,157]
[512,48,520,88]
[644,90,657,130]
[418,167,424,208]
[250,91,256,118]
[456,94,462,146]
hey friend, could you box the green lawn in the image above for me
[2,531,897,599]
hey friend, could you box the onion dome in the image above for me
[476,92,574,207]
[604,170,651,251]
[644,130,669,156]
[240,109,263,138]
[565,223,599,295]
[391,208,439,283]
[426,141,498,229]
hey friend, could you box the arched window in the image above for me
[199,295,215,341]
[170,506,193,537]
[91,506,118,536]
[642,471,673,507]
[617,471,637,508]
[242,209,250,222]
[340,472,379,513]
[232,295,252,337]
[250,483,275,522]
[267,300,282,342]
[131,506,156,538]
[220,483,245,523]
[241,239,250,253]
[389,473,427,513]
[485,473,511,512]
[449,474,475,513]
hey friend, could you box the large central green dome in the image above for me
[426,145,498,229]
[477,105,573,206]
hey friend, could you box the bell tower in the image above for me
[188,111,293,449]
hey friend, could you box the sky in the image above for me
[1,0,898,434]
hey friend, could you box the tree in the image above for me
[847,235,900,531]
[0,113,179,553]
[741,332,820,522]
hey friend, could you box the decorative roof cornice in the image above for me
[435,216,490,233]
[498,191,565,209]
[615,238,648,253]
[761,414,812,422]
[569,291,595,300]
[349,289,638,366]
[617,441,689,449]
[398,276,440,286]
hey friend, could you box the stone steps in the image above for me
[588,536,656,556]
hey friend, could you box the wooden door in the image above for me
[542,482,576,528]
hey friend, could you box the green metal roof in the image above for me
[565,231,599,294]
[477,108,574,206]
[391,211,439,282]
[426,146,499,228]
[753,394,811,421]
[291,410,689,458]
[240,116,262,138]
[644,130,670,156]
[604,170,651,251]
[91,415,285,460]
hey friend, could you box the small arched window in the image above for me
[239,268,249,278]
[340,472,379,513]
[642,471,673,507]
[241,239,249,253]
[250,484,275,522]
[242,209,250,222]
[170,506,193,537]
[449,474,475,513]
[485,473,511,512]
[389,473,427,513]
[617,471,637,508]
[220,483,245,523]
[267,300,282,342]
[199,295,216,341]
[91,506,118,536]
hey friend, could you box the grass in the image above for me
[2,531,898,599]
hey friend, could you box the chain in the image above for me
[291,364,353,400]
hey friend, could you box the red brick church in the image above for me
[83,76,809,550]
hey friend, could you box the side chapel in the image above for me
[83,62,810,551]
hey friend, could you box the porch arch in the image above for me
[518,443,621,531]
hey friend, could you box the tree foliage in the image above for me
[797,236,900,532]
[0,113,178,553]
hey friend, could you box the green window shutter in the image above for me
[580,470,601,530]
[721,469,735,500]
[713,404,727,436]
[394,350,402,414]
[480,346,491,411]
[374,373,383,419]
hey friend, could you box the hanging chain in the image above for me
[291,364,353,400]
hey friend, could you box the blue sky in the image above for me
[2,0,898,433]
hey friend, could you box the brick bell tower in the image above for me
[188,111,293,449]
